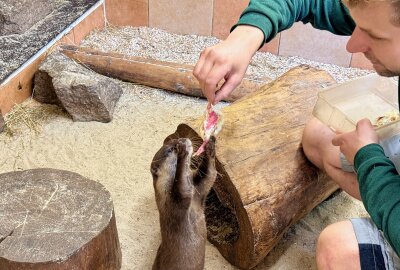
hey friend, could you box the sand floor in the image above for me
[0,27,372,269]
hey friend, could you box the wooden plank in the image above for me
[0,54,46,115]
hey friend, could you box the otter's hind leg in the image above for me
[193,136,217,197]
[171,139,193,208]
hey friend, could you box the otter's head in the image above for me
[150,138,193,183]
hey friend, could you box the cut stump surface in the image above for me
[0,168,121,270]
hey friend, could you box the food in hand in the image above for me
[193,105,223,156]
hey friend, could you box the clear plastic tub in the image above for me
[312,74,400,139]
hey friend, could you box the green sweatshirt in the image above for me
[355,144,400,257]
[233,0,355,43]
[233,0,400,257]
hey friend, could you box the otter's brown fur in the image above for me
[150,136,217,270]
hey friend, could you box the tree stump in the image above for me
[0,168,121,270]
[169,65,338,269]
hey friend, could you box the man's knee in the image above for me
[302,117,334,168]
[316,221,360,269]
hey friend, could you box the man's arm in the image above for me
[355,144,400,256]
[194,0,356,105]
[333,119,400,256]
[234,0,356,44]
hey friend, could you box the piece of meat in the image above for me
[193,105,223,156]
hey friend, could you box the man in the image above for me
[193,1,400,269]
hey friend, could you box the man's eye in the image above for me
[369,34,385,40]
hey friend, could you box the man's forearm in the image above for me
[226,25,264,55]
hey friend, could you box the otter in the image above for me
[150,136,217,270]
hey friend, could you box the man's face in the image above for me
[346,1,400,77]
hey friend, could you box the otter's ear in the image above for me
[150,165,158,176]
[163,133,176,144]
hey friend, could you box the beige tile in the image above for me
[105,0,148,27]
[74,4,106,44]
[212,0,249,40]
[350,52,374,70]
[279,22,352,67]
[212,0,279,54]
[149,0,213,36]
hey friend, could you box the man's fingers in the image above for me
[215,74,242,104]
[331,134,343,147]
[193,50,205,78]
[204,65,230,104]
[193,51,207,92]
[355,118,379,144]
[356,118,373,132]
[194,48,215,91]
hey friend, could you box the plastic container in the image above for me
[312,74,400,139]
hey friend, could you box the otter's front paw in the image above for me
[206,136,216,158]
[177,142,188,158]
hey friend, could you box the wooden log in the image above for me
[59,44,268,102]
[0,168,122,270]
[167,65,338,269]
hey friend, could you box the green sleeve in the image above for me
[232,0,355,43]
[354,143,400,256]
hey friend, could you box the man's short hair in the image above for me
[343,0,400,25]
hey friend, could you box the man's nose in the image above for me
[346,27,369,53]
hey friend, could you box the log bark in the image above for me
[168,65,338,269]
[59,44,268,102]
[0,168,121,270]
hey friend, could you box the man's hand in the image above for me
[193,25,264,105]
[332,118,379,164]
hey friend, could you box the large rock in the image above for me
[33,69,61,105]
[33,52,123,123]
